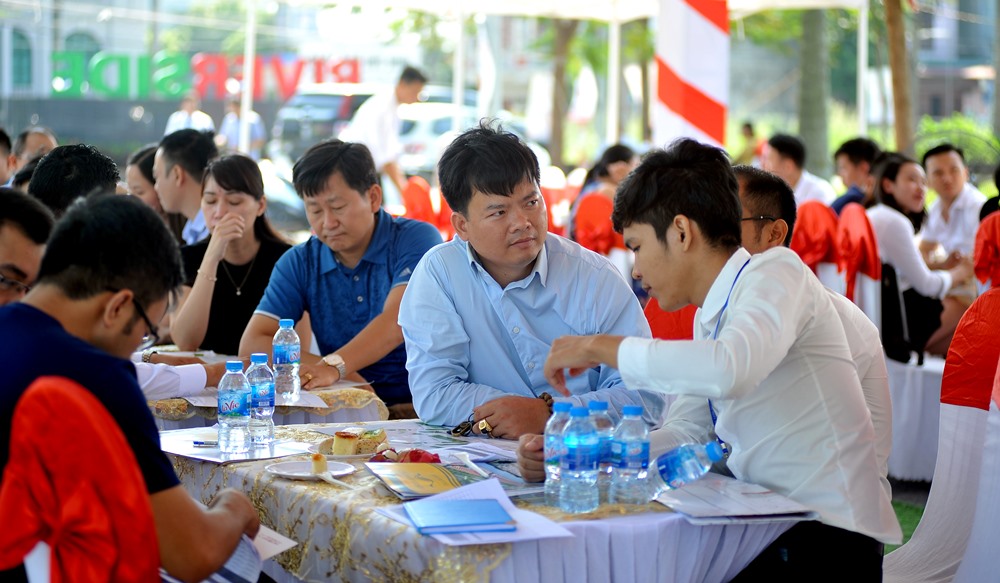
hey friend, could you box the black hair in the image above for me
[127,143,158,185]
[27,144,120,218]
[399,66,428,85]
[203,154,285,245]
[158,129,218,182]
[980,197,999,222]
[292,140,378,199]
[438,120,541,215]
[742,121,754,133]
[37,193,184,308]
[733,165,796,247]
[0,187,54,244]
[767,134,806,169]
[612,138,741,251]
[0,128,11,156]
[873,152,927,233]
[834,137,882,167]
[12,157,40,191]
[921,143,966,168]
[13,127,57,158]
[582,144,635,190]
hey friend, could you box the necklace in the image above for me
[219,251,258,296]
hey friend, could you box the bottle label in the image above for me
[251,381,275,408]
[273,344,300,365]
[598,435,613,465]
[612,440,649,470]
[561,443,598,471]
[218,391,250,417]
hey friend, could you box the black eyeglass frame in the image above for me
[0,272,32,295]
[106,287,160,350]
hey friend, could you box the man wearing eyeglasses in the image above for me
[0,194,260,582]
[0,188,51,306]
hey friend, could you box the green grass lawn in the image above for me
[886,500,926,554]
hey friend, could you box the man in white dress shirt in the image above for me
[339,66,426,194]
[543,139,901,579]
[763,133,836,206]
[920,144,987,268]
[164,92,216,136]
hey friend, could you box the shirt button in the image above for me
[353,275,360,282]
[512,326,520,334]
[527,362,535,370]
[357,296,364,303]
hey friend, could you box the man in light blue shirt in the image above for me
[399,122,665,438]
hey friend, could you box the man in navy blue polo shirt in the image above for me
[239,140,442,415]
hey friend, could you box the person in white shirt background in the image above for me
[216,96,267,161]
[339,66,426,195]
[763,133,837,206]
[540,139,900,579]
[920,143,986,270]
[164,91,216,136]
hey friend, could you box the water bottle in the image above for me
[588,401,615,504]
[272,318,300,402]
[543,402,573,506]
[246,353,275,446]
[610,405,651,504]
[649,441,725,495]
[559,407,599,514]
[217,361,251,454]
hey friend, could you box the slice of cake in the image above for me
[332,430,360,455]
[356,428,387,454]
[310,452,328,474]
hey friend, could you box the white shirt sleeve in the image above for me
[134,363,207,401]
[876,208,952,298]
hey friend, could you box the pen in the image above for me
[193,440,218,447]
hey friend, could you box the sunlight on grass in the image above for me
[886,500,925,554]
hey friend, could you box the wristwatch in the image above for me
[321,353,347,379]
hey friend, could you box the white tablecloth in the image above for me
[886,356,945,482]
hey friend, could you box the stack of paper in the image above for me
[656,474,819,525]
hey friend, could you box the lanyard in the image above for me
[708,257,751,457]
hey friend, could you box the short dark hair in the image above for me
[0,128,11,156]
[873,152,926,233]
[0,187,54,244]
[612,138,741,251]
[28,144,120,217]
[399,66,428,85]
[204,154,285,244]
[292,140,378,198]
[158,129,218,181]
[37,194,184,307]
[733,165,796,247]
[768,134,806,169]
[13,127,57,158]
[438,120,541,215]
[980,197,999,222]
[127,143,159,185]
[834,137,882,167]
[12,158,40,191]
[921,143,966,168]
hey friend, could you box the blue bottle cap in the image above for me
[622,405,643,416]
[587,401,609,411]
[570,407,590,417]
[279,318,294,328]
[706,441,724,462]
[250,353,268,364]
[225,361,243,372]
[552,402,572,413]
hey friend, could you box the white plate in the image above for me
[265,461,356,481]
[306,443,372,460]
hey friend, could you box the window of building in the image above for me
[64,32,101,65]
[13,29,31,88]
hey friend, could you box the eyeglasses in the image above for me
[0,272,32,296]
[741,215,778,222]
[131,298,160,351]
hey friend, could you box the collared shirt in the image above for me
[338,90,401,170]
[619,247,901,544]
[181,209,210,246]
[922,182,987,256]
[793,170,837,206]
[218,111,266,160]
[831,185,865,215]
[868,204,952,298]
[255,209,441,404]
[399,234,668,428]
[164,110,216,135]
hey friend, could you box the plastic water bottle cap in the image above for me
[622,405,643,416]
[705,441,724,462]
[587,401,609,411]
[225,361,243,372]
[569,407,590,417]
[250,353,268,364]
[552,402,572,413]
[278,318,294,328]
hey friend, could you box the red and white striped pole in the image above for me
[653,0,730,148]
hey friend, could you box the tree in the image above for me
[799,10,830,177]
[158,0,291,56]
[549,19,580,168]
[885,0,914,155]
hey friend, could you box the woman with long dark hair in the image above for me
[569,144,637,250]
[171,154,303,355]
[867,153,973,356]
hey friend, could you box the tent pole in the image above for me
[857,0,868,136]
[239,0,257,153]
[607,17,622,144]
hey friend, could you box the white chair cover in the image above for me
[883,403,989,583]
[816,262,846,296]
[954,401,1000,583]
[854,273,882,333]
[886,355,945,482]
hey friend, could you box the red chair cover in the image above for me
[837,202,882,301]
[0,377,159,582]
[540,188,563,236]
[436,195,455,240]
[573,193,624,255]
[790,201,840,273]
[941,288,1000,410]
[401,176,436,225]
[644,302,697,341]
[974,212,1000,288]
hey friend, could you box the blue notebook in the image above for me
[402,498,517,535]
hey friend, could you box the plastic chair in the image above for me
[838,202,882,303]
[400,176,436,225]
[0,376,159,582]
[790,201,840,274]
[974,211,1000,290]
[644,302,696,341]
[883,289,1000,583]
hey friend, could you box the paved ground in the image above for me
[889,477,931,507]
